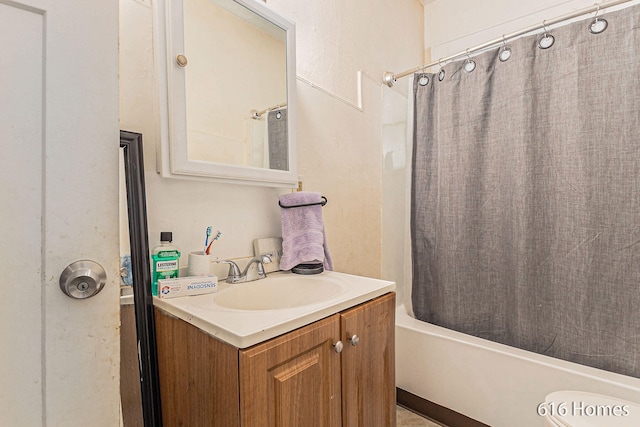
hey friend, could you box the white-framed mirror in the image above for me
[155,0,297,187]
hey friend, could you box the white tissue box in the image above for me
[158,275,218,299]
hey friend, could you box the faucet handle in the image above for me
[216,259,241,283]
[257,255,272,264]
[255,255,272,277]
[242,255,272,280]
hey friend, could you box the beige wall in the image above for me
[120,0,424,278]
[184,0,286,166]
[423,0,627,63]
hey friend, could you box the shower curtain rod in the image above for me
[382,0,634,87]
[251,102,287,119]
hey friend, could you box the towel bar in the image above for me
[279,195,328,209]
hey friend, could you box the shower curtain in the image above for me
[411,5,640,378]
[268,108,288,171]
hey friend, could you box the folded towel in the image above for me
[279,192,333,271]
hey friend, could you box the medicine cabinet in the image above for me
[154,0,297,187]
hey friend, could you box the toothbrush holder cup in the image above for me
[187,251,213,276]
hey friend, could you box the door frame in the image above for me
[120,130,163,426]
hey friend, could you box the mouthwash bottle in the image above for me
[152,232,180,296]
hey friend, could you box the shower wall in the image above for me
[381,84,412,307]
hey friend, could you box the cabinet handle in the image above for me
[176,54,188,67]
[348,334,360,346]
[333,340,344,353]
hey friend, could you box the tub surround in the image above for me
[396,305,640,427]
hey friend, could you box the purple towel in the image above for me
[279,192,333,271]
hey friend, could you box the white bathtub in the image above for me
[395,304,640,427]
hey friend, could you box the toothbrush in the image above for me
[205,230,222,255]
[204,226,212,254]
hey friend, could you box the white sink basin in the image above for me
[154,270,395,348]
[213,273,347,310]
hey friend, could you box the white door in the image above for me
[0,0,120,425]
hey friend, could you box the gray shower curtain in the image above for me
[268,108,288,171]
[411,5,640,378]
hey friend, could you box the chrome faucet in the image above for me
[217,255,272,283]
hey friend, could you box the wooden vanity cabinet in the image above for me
[155,292,395,427]
[239,314,342,427]
[155,306,241,427]
[340,292,396,427]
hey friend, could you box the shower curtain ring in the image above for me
[463,49,476,73]
[538,20,555,49]
[415,63,430,86]
[499,35,512,62]
[415,64,429,87]
[437,58,446,81]
[589,3,608,34]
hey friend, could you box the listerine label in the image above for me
[156,250,180,258]
[155,259,178,272]
[152,249,180,296]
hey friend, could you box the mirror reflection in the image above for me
[183,0,288,170]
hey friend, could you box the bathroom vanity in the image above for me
[153,271,396,426]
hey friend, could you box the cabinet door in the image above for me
[155,308,241,427]
[240,314,342,427]
[340,293,396,427]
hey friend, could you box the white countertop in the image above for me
[153,270,395,348]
